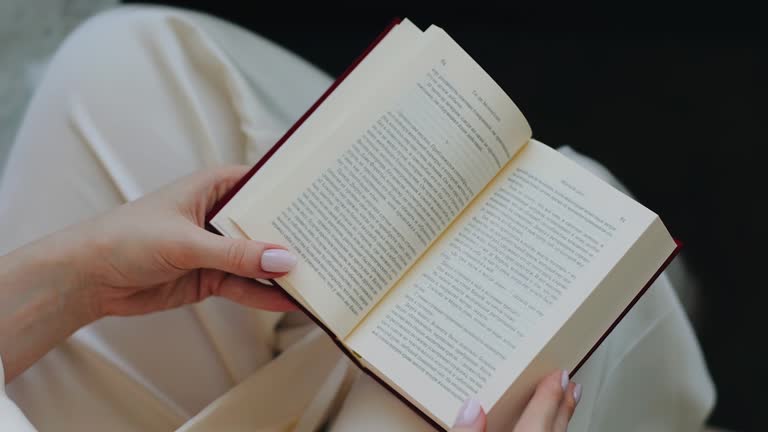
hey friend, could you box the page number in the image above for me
[619,216,626,223]
[440,58,447,66]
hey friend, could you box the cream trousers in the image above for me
[0,6,715,431]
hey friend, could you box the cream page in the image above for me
[210,19,424,238]
[346,140,663,426]
[232,26,532,337]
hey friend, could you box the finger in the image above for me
[200,165,252,214]
[513,370,568,432]
[185,229,297,279]
[553,381,581,432]
[215,273,299,311]
[450,399,486,432]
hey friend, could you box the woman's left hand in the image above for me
[1,165,297,381]
[72,164,299,319]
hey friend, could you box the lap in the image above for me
[0,6,714,432]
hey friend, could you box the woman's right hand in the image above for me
[449,370,581,432]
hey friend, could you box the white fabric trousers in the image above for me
[0,6,715,431]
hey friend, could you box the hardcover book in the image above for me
[206,18,680,431]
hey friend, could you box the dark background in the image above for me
[127,2,768,430]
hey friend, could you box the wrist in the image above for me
[0,230,98,381]
[2,230,99,334]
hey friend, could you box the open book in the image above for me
[206,18,680,431]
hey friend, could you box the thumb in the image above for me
[185,229,297,279]
[450,399,486,432]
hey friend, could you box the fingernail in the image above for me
[453,398,482,427]
[261,249,297,272]
[573,383,583,405]
[561,370,569,391]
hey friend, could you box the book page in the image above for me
[210,19,424,238]
[231,26,532,337]
[346,140,674,427]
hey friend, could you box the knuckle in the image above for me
[562,392,577,415]
[170,237,197,265]
[538,377,565,401]
[225,239,250,272]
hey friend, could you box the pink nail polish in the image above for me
[453,398,482,427]
[261,249,297,272]
[573,383,583,404]
[561,370,569,391]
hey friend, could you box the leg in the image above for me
[1,5,331,430]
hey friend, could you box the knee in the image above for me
[21,4,197,128]
[66,5,176,48]
[41,5,184,90]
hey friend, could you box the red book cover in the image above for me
[205,19,682,430]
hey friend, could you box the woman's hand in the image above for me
[74,165,298,319]
[0,165,297,382]
[449,370,582,432]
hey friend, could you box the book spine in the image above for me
[275,280,447,431]
[203,16,448,431]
